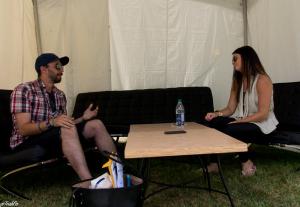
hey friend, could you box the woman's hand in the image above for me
[205,112,218,121]
[82,104,99,121]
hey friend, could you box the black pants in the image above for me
[207,116,270,162]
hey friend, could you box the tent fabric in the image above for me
[0,0,299,112]
[37,0,111,113]
[248,0,300,84]
[109,0,243,109]
[0,0,37,89]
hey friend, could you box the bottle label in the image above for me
[176,113,182,126]
[176,113,185,126]
[181,113,185,125]
[175,100,185,127]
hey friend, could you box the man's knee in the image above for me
[86,119,105,131]
[61,126,78,140]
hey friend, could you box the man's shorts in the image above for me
[13,121,88,157]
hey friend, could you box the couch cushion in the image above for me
[273,82,300,131]
[0,89,13,152]
[72,87,214,135]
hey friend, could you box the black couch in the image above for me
[0,89,59,199]
[72,83,300,147]
[270,82,300,146]
[0,90,51,168]
[72,87,214,135]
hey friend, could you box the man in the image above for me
[10,53,117,182]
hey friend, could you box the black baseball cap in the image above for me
[35,53,69,72]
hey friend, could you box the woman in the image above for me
[205,46,278,176]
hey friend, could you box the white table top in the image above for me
[125,122,248,159]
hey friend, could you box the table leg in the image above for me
[137,158,150,206]
[136,156,235,207]
[216,155,235,207]
[201,156,212,192]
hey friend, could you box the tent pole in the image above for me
[32,0,42,54]
[242,0,248,45]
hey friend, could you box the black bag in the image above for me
[70,174,143,207]
[70,151,143,207]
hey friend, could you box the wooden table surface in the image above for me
[125,122,248,159]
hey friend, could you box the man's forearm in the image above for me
[18,120,53,136]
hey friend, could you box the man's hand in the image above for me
[82,104,99,121]
[53,114,75,128]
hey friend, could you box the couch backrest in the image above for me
[72,87,214,134]
[0,89,13,152]
[273,82,300,130]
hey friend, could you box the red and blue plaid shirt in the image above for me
[10,79,67,148]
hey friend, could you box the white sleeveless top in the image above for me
[231,75,279,134]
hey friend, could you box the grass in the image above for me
[1,145,300,207]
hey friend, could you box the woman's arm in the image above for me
[205,82,238,121]
[232,75,272,123]
[218,86,239,117]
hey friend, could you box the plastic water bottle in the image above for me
[175,99,185,127]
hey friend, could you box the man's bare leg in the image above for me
[82,119,117,153]
[61,126,92,180]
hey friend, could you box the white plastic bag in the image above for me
[90,172,113,189]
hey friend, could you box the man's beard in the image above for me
[54,78,61,83]
[50,74,62,83]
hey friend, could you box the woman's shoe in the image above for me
[241,161,256,177]
[206,162,219,173]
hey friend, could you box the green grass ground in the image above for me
[1,145,300,207]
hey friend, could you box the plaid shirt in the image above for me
[10,79,67,148]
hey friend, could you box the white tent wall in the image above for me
[0,0,37,89]
[1,0,299,114]
[37,0,111,114]
[248,0,300,83]
[109,0,244,109]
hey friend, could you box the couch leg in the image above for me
[0,158,58,200]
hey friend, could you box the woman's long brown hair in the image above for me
[232,46,267,102]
